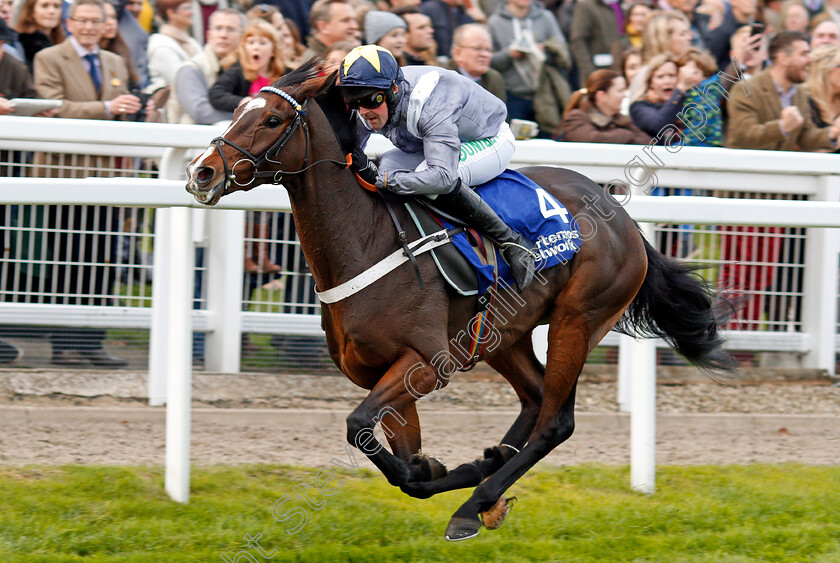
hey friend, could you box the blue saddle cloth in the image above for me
[444,169,582,294]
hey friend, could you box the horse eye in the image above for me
[265,116,282,128]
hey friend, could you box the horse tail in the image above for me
[613,233,737,372]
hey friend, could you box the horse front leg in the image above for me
[345,350,444,488]
[382,402,449,483]
[399,333,545,500]
[444,309,590,541]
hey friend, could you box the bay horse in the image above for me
[185,60,734,540]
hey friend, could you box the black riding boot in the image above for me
[435,182,536,291]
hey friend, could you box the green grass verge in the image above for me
[1,464,838,562]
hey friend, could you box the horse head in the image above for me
[186,59,339,206]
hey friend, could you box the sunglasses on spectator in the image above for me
[346,91,386,110]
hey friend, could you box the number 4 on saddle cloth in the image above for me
[405,169,582,297]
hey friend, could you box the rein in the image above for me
[209,86,349,191]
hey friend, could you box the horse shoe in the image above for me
[444,516,482,541]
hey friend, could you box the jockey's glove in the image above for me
[351,147,378,186]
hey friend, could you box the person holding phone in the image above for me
[729,24,768,78]
[698,0,764,69]
[726,30,840,150]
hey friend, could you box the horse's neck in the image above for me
[285,102,394,290]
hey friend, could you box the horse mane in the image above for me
[273,57,330,90]
[273,59,358,156]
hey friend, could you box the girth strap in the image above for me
[378,190,425,290]
[314,227,460,304]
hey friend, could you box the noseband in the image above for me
[207,86,346,190]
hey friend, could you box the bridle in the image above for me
[208,86,348,190]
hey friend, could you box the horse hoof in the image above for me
[444,516,482,541]
[409,453,448,481]
[480,496,516,530]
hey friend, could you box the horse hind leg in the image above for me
[486,331,545,452]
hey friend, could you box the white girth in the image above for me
[314,229,453,304]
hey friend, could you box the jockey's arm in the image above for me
[378,107,462,196]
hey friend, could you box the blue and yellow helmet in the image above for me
[339,45,402,90]
[339,45,404,124]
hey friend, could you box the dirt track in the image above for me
[1,370,838,468]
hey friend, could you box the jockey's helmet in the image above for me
[339,45,403,121]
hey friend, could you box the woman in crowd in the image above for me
[642,10,692,62]
[628,11,696,101]
[209,19,286,112]
[556,69,650,143]
[629,53,696,138]
[146,0,201,89]
[101,1,139,89]
[364,11,407,65]
[617,45,643,115]
[641,11,694,61]
[619,0,653,52]
[13,0,63,70]
[674,48,723,146]
[619,45,643,88]
[246,4,304,69]
[209,19,287,274]
[277,18,305,69]
[806,45,840,131]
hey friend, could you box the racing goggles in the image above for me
[345,90,387,110]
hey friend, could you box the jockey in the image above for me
[339,45,537,291]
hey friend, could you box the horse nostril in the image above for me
[195,166,214,184]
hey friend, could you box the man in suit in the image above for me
[726,30,840,150]
[445,24,507,104]
[35,0,141,120]
[31,0,141,368]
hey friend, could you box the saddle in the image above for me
[373,169,583,300]
[404,198,495,297]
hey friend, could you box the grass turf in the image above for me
[1,464,838,562]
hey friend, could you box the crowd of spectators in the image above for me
[3,0,840,364]
[4,0,839,143]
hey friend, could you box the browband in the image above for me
[259,86,305,114]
